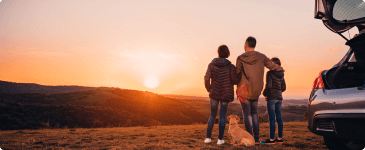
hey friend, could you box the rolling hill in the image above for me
[0,80,95,94]
[0,88,207,130]
[0,81,307,130]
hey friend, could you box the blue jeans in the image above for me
[267,99,283,139]
[240,100,260,142]
[206,99,228,140]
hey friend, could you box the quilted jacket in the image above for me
[263,71,286,100]
[204,58,241,102]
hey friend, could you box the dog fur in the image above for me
[227,115,255,146]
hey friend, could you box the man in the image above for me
[236,36,284,144]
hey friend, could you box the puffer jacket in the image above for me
[204,58,241,102]
[263,71,286,100]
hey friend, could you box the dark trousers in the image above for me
[267,99,283,139]
[206,99,228,140]
[240,99,260,142]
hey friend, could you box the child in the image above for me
[262,57,286,144]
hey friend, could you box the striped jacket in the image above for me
[204,58,241,102]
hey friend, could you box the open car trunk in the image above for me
[325,49,365,89]
[315,0,365,89]
[324,34,365,89]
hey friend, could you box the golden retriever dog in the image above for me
[227,115,255,146]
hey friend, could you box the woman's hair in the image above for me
[271,57,281,66]
[217,45,230,58]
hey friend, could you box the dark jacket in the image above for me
[263,71,286,100]
[204,58,241,102]
[236,51,284,100]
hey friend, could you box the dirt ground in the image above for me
[0,122,327,150]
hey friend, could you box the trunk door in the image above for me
[315,0,365,33]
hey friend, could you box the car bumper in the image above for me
[308,113,365,140]
[307,87,365,140]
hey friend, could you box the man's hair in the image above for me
[271,57,281,66]
[218,45,230,58]
[246,36,256,48]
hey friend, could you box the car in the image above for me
[308,0,365,150]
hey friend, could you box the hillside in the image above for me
[0,88,207,130]
[0,80,95,94]
[0,81,307,130]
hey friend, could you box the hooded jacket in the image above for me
[204,58,241,102]
[263,71,286,100]
[236,51,284,100]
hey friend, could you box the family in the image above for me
[204,36,286,145]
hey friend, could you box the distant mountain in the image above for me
[0,80,95,94]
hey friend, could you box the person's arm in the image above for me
[263,55,284,71]
[281,77,286,92]
[236,57,243,74]
[204,64,211,92]
[263,72,272,96]
[230,65,242,85]
[265,72,273,89]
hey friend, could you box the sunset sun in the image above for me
[144,77,159,89]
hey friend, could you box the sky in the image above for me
[0,0,358,99]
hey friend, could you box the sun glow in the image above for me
[144,77,159,89]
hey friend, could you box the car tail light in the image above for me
[312,71,325,89]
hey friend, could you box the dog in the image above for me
[227,115,255,146]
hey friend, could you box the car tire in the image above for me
[323,136,365,150]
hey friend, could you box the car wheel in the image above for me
[323,136,365,150]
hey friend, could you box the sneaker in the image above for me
[261,139,276,144]
[204,138,211,144]
[276,138,283,143]
[217,139,225,145]
[255,137,260,145]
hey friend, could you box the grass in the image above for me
[0,122,327,150]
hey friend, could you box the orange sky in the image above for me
[0,0,357,99]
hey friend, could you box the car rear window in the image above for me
[333,0,365,21]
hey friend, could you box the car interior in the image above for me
[325,44,365,89]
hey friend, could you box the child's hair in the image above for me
[217,45,230,58]
[271,57,281,66]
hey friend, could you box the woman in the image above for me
[262,57,286,144]
[204,45,241,145]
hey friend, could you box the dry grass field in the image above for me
[0,122,327,150]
